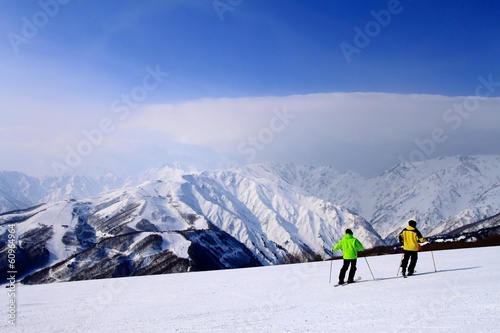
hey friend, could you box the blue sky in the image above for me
[1,0,499,177]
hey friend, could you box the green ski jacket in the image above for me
[332,234,364,259]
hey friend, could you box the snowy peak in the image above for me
[233,162,367,214]
[0,171,44,212]
[369,155,500,239]
[180,170,383,264]
[0,164,201,214]
[123,163,199,187]
[39,174,124,203]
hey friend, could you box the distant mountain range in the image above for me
[1,155,499,284]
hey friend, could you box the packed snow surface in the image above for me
[2,246,499,332]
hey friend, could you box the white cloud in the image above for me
[120,92,500,176]
[2,92,500,177]
[122,96,286,148]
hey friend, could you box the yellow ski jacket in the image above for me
[398,226,426,251]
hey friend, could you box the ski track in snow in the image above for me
[1,246,499,333]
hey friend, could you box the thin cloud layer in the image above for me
[117,92,500,176]
[1,91,499,177]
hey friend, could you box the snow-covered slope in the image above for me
[2,246,498,332]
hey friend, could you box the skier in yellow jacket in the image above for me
[398,220,426,277]
[332,229,364,284]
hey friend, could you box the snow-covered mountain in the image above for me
[367,155,500,239]
[0,171,45,213]
[1,155,499,283]
[225,155,500,240]
[0,171,123,214]
[0,164,197,214]
[0,171,380,284]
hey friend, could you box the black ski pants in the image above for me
[401,250,418,274]
[339,259,357,283]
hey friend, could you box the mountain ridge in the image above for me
[1,155,499,283]
[2,155,500,239]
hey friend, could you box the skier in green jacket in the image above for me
[332,229,364,284]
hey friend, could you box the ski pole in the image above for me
[430,250,437,272]
[364,256,375,280]
[396,253,404,276]
[328,259,333,284]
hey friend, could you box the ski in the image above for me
[334,276,361,287]
[342,276,362,286]
[401,270,417,278]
